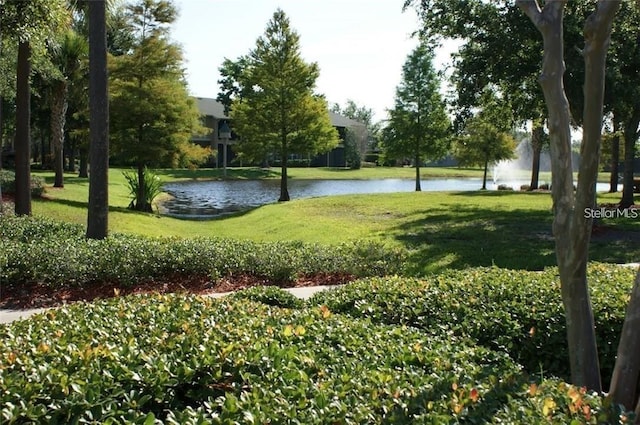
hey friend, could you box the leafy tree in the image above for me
[216,55,249,116]
[109,0,206,211]
[454,117,516,190]
[382,42,451,191]
[230,9,339,201]
[1,0,68,215]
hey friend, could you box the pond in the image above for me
[159,178,611,219]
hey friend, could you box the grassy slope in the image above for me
[30,167,639,275]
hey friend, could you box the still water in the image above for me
[160,178,610,219]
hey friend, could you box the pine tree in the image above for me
[230,9,339,201]
[382,42,451,191]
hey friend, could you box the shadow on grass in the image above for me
[395,199,640,275]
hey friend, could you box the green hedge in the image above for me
[308,265,636,388]
[0,169,45,198]
[0,294,618,423]
[0,216,406,287]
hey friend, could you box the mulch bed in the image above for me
[0,272,357,310]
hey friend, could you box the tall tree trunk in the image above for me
[529,123,544,190]
[518,0,619,391]
[620,108,639,208]
[51,80,68,188]
[415,153,422,192]
[87,0,109,239]
[609,120,620,193]
[608,267,640,411]
[15,40,32,216]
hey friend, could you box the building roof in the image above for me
[328,111,367,129]
[192,97,366,129]
[194,97,229,120]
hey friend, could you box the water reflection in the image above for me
[160,178,609,219]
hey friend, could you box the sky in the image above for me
[170,0,455,122]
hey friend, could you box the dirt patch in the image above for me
[0,272,356,310]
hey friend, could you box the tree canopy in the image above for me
[229,9,338,201]
[109,0,206,211]
[383,42,451,191]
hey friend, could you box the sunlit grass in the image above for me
[27,167,639,275]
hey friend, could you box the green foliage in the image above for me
[109,0,205,170]
[0,293,622,423]
[0,169,45,198]
[343,127,362,169]
[228,9,339,199]
[382,42,451,168]
[0,216,405,287]
[309,264,636,389]
[123,168,162,211]
[228,286,305,309]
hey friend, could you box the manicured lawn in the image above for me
[28,168,640,275]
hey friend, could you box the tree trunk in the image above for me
[529,123,543,190]
[279,133,290,201]
[67,136,76,172]
[608,267,640,411]
[78,148,88,178]
[415,154,422,192]
[609,120,620,193]
[86,0,109,239]
[482,159,488,190]
[518,0,619,392]
[279,157,290,201]
[620,109,639,208]
[15,40,32,216]
[51,80,68,188]
[136,162,149,211]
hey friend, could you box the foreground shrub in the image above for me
[0,294,620,423]
[309,264,635,388]
[227,286,305,308]
[0,215,406,287]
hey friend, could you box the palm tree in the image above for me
[49,29,88,188]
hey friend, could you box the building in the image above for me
[191,97,368,168]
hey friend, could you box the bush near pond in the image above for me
[0,215,406,287]
[0,294,621,424]
[308,264,636,389]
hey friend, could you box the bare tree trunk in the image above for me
[609,120,620,193]
[608,267,640,411]
[518,0,619,391]
[51,80,68,188]
[529,123,543,190]
[620,109,639,208]
[87,0,109,239]
[15,40,32,216]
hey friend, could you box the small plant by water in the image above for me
[123,167,162,212]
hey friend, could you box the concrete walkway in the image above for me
[0,285,336,325]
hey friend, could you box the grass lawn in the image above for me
[29,167,640,275]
